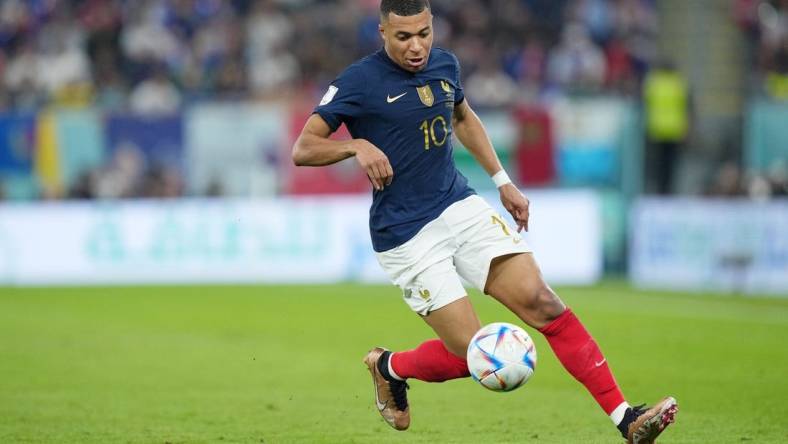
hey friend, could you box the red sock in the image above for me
[390,339,470,382]
[539,308,626,415]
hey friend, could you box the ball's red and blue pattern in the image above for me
[466,322,537,392]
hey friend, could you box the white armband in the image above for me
[491,169,512,188]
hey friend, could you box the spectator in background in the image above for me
[140,164,183,198]
[465,55,518,108]
[706,161,746,197]
[512,104,556,186]
[94,145,145,199]
[129,66,181,115]
[81,0,126,109]
[573,0,615,44]
[733,0,761,70]
[765,36,788,100]
[612,0,658,79]
[4,39,45,110]
[0,0,670,201]
[643,58,690,195]
[247,0,293,60]
[759,0,788,51]
[247,0,300,97]
[120,1,181,84]
[742,0,788,97]
[69,169,99,199]
[215,55,248,95]
[767,159,788,195]
[36,3,92,107]
[504,36,546,101]
[546,22,606,92]
[604,36,636,94]
[249,41,300,98]
[748,159,788,199]
[0,0,31,46]
[92,51,127,110]
[190,3,244,95]
[0,0,661,111]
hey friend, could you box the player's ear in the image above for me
[378,22,386,42]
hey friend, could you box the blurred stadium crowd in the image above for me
[0,0,785,201]
[0,0,661,110]
[734,0,788,98]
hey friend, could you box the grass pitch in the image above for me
[0,282,787,443]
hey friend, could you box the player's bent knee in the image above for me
[521,285,565,324]
[536,287,566,322]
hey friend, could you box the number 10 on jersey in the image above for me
[419,116,448,150]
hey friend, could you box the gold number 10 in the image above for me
[419,116,448,150]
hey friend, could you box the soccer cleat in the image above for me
[626,397,679,444]
[363,347,410,430]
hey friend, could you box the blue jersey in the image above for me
[314,47,475,252]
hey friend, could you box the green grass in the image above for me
[1,282,787,443]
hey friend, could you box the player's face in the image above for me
[379,9,433,72]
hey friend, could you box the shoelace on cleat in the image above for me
[632,404,647,417]
[389,380,409,411]
[618,403,650,438]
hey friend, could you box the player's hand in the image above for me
[352,139,393,191]
[499,183,530,232]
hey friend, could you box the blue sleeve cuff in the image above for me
[314,110,341,133]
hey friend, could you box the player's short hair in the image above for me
[380,0,430,19]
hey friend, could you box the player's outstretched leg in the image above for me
[619,397,679,444]
[538,306,679,442]
[484,253,678,441]
[362,299,478,430]
[363,347,410,430]
[362,340,470,430]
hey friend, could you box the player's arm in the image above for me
[292,114,394,191]
[453,100,530,232]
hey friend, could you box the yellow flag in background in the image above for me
[34,110,62,196]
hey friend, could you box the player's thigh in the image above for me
[485,253,565,329]
[379,235,469,318]
[451,196,531,294]
[376,218,460,315]
[398,257,469,317]
[421,296,481,357]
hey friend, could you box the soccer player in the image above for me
[291,1,678,442]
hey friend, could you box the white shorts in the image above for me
[375,195,532,316]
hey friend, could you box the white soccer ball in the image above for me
[467,322,537,392]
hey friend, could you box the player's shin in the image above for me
[538,308,627,418]
[389,339,470,382]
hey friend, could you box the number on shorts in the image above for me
[491,215,510,236]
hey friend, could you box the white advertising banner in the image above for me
[630,198,788,295]
[0,191,602,286]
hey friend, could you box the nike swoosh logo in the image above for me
[595,359,606,367]
[387,92,407,103]
[374,383,387,411]
[372,368,387,411]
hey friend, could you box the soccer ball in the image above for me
[467,322,537,392]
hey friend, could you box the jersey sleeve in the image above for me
[313,64,367,132]
[450,52,465,105]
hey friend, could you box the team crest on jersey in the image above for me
[319,85,338,106]
[416,85,434,107]
[440,80,455,103]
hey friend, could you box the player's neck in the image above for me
[380,46,429,74]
